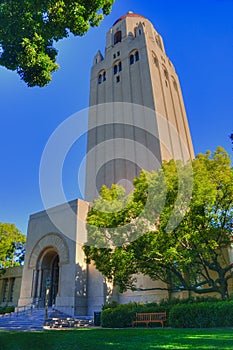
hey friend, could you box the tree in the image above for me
[0,222,26,272]
[0,0,114,87]
[84,147,233,299]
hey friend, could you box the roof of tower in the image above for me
[113,11,146,26]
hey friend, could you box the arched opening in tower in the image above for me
[33,249,59,307]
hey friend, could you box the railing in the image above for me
[14,303,36,316]
[0,302,39,318]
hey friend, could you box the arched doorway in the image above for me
[33,249,59,307]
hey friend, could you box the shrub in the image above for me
[101,303,136,328]
[102,301,119,310]
[169,301,233,328]
[101,301,162,328]
[0,306,14,314]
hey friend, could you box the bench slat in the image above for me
[132,312,166,328]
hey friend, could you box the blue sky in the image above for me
[0,0,232,234]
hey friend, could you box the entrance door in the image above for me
[50,255,59,306]
[34,250,59,307]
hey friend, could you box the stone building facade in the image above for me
[0,266,23,308]
[17,199,104,316]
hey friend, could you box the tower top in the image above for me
[113,11,146,26]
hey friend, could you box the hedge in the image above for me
[101,301,165,328]
[169,301,233,328]
[101,299,233,328]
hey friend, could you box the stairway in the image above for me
[0,308,47,331]
[0,308,94,331]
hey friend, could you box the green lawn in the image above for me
[1,328,233,350]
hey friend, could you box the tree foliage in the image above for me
[0,222,26,272]
[0,0,114,87]
[84,147,233,299]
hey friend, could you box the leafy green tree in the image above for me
[0,0,114,87]
[84,147,233,299]
[0,222,26,272]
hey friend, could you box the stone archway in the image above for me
[28,233,69,307]
[33,248,59,307]
[28,233,69,269]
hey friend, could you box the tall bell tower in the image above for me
[85,12,194,201]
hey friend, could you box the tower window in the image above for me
[116,75,120,83]
[130,51,139,65]
[113,53,116,59]
[130,54,134,65]
[114,64,118,75]
[173,80,178,91]
[9,278,15,302]
[113,61,122,75]
[153,56,159,67]
[2,279,9,302]
[164,70,169,80]
[114,31,122,45]
[117,51,120,56]
[155,35,162,50]
[98,71,106,84]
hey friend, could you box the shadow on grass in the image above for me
[0,328,233,350]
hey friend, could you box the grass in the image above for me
[1,328,233,350]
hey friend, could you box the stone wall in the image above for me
[0,266,23,307]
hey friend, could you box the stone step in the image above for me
[44,316,94,329]
[0,308,94,331]
[0,308,56,331]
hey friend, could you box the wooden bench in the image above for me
[132,312,166,328]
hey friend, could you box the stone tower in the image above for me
[17,13,196,317]
[85,12,194,201]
